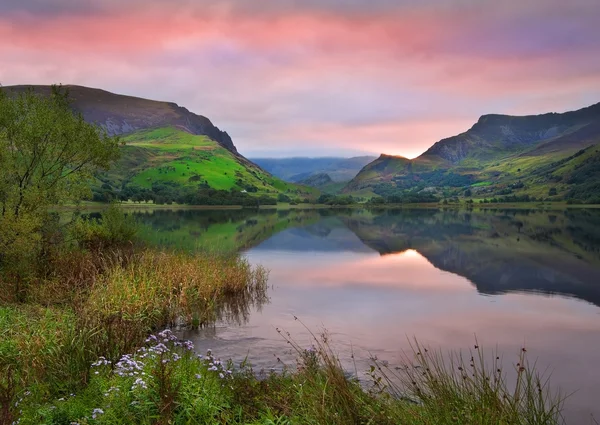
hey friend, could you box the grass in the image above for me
[0,242,269,424]
[372,339,564,425]
[5,323,565,425]
[100,126,315,198]
[85,251,268,333]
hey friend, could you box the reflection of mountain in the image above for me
[135,209,324,253]
[341,209,600,307]
[254,217,374,253]
[135,207,600,307]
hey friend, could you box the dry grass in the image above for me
[85,250,267,327]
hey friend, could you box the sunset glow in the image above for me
[1,0,599,157]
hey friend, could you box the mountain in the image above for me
[298,173,333,187]
[2,85,316,202]
[4,85,238,153]
[346,102,600,202]
[251,156,377,183]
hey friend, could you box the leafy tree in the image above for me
[0,86,120,265]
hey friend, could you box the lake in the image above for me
[136,207,600,424]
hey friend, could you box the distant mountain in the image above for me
[2,85,315,201]
[298,173,333,187]
[251,156,377,183]
[346,102,600,202]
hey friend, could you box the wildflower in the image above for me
[208,366,218,372]
[149,343,169,355]
[182,340,194,350]
[219,372,225,379]
[132,378,148,390]
[91,356,111,367]
[92,408,104,419]
[195,374,202,379]
[158,329,178,342]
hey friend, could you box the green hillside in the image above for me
[95,127,317,203]
[346,102,600,203]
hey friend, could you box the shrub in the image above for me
[70,204,138,250]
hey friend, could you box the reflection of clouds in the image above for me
[250,249,474,292]
[201,246,600,422]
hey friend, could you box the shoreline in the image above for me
[56,201,600,212]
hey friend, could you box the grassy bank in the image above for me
[2,319,565,425]
[0,231,269,424]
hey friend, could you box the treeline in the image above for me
[93,182,280,206]
[479,194,538,203]
[368,191,440,205]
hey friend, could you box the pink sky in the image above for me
[1,0,599,157]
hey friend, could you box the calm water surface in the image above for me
[136,208,600,424]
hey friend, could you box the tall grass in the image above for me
[370,338,566,425]
[0,247,268,425]
[83,250,268,356]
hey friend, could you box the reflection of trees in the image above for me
[134,208,322,253]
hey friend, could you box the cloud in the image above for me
[1,0,599,157]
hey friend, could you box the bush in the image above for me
[277,194,292,203]
[70,204,138,250]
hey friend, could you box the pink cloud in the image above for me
[1,1,599,157]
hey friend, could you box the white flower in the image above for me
[92,408,104,419]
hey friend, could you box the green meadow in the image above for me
[98,127,316,198]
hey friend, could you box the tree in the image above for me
[0,86,120,264]
[548,187,558,196]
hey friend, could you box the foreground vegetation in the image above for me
[1,313,565,425]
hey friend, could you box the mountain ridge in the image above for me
[346,101,600,201]
[2,84,238,154]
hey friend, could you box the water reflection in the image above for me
[137,207,600,423]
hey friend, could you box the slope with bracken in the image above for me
[346,101,600,202]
